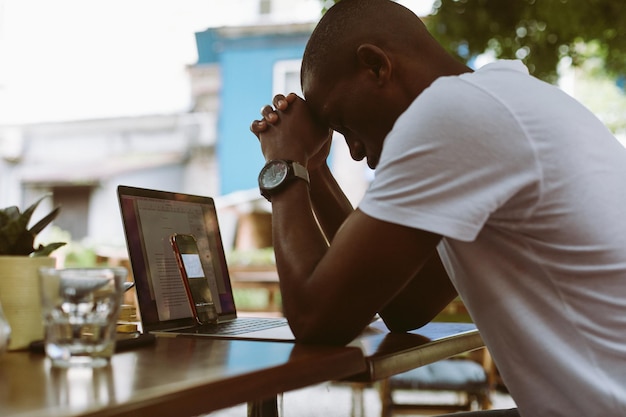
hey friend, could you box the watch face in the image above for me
[260,160,289,190]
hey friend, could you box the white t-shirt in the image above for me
[360,60,626,417]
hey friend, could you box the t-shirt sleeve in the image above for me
[359,77,540,242]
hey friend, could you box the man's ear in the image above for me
[356,44,391,85]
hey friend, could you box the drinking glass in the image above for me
[38,267,127,367]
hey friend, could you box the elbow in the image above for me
[290,323,360,346]
[294,333,358,346]
[382,317,430,333]
[378,299,448,333]
[379,311,432,333]
[293,333,354,346]
[287,314,365,346]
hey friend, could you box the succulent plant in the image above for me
[0,195,66,257]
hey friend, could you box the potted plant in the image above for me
[0,195,66,350]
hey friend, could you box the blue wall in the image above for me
[196,29,310,195]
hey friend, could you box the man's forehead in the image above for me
[302,78,336,125]
[301,70,314,100]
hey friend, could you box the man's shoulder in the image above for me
[426,60,529,91]
[472,59,530,75]
[404,61,527,125]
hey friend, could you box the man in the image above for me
[250,0,626,416]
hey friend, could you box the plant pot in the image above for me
[0,256,55,350]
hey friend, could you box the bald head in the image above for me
[301,0,440,91]
[299,0,470,165]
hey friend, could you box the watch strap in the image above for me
[290,161,310,184]
[259,160,309,202]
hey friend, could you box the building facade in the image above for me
[0,1,371,255]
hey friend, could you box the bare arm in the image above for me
[379,251,457,332]
[310,162,457,330]
[272,184,452,344]
[253,93,353,243]
[251,95,455,344]
[309,162,353,242]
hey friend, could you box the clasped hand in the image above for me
[250,93,332,171]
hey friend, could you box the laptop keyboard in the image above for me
[181,317,288,335]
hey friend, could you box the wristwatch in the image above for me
[258,159,310,201]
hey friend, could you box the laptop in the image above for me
[117,185,294,342]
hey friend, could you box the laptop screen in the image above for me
[117,185,237,330]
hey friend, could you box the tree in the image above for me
[322,0,626,136]
[324,0,626,84]
[427,0,626,136]
[427,0,626,83]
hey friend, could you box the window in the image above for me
[52,185,92,240]
[273,59,302,97]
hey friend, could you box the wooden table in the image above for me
[0,337,365,417]
[343,321,484,416]
[0,322,482,417]
[351,321,484,381]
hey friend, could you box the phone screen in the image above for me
[170,234,217,324]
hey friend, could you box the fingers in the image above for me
[261,104,278,123]
[250,103,278,136]
[273,92,298,111]
[250,93,301,135]
[272,94,286,110]
[250,119,266,136]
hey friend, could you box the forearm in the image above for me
[379,251,457,332]
[270,181,330,322]
[309,163,353,242]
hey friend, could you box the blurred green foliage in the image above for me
[427,0,626,83]
[233,287,282,311]
[226,248,276,267]
[324,0,626,84]
[0,195,65,257]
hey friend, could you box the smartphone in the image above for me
[170,233,218,324]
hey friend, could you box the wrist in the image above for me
[258,159,310,202]
[309,161,330,175]
[309,162,333,188]
[262,150,307,167]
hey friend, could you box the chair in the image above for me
[379,348,494,416]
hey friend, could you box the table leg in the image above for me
[248,395,280,417]
[350,383,366,417]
